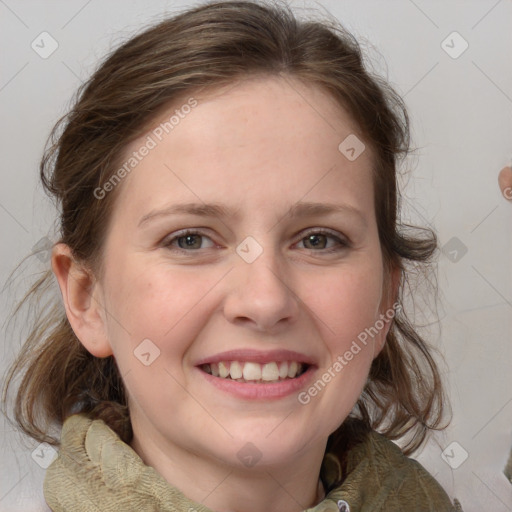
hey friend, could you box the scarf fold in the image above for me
[44,413,460,512]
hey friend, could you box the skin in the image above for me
[52,75,400,512]
[498,166,512,201]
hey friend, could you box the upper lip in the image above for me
[195,349,316,366]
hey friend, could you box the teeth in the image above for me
[202,360,306,382]
[261,362,279,381]
[218,361,229,378]
[229,361,243,379]
[288,361,298,378]
[242,362,262,381]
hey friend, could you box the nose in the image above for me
[222,245,300,334]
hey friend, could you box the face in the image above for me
[91,76,396,470]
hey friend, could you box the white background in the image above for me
[1,0,511,510]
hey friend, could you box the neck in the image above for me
[130,429,327,512]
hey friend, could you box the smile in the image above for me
[200,361,308,383]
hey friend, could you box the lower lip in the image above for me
[196,365,316,400]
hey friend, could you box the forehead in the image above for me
[172,75,363,158]
[110,75,375,225]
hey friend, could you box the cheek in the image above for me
[102,261,218,367]
[101,264,218,413]
[299,259,384,414]
[299,296,380,437]
[304,261,384,343]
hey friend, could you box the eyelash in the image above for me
[161,228,350,255]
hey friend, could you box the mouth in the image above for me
[200,360,309,383]
[195,349,316,399]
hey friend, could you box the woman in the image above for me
[3,1,461,510]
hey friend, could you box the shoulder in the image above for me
[326,428,459,512]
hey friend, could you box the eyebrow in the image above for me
[138,201,367,228]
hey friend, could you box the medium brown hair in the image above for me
[2,0,449,455]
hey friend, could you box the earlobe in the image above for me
[51,243,113,358]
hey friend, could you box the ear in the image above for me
[373,263,402,357]
[51,243,113,358]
